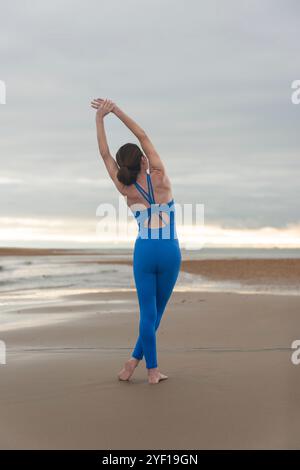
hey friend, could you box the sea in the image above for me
[0,247,299,322]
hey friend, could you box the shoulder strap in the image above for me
[146,173,156,204]
[135,174,168,226]
[134,181,152,204]
[134,173,156,205]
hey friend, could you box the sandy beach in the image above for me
[0,268,299,448]
[2,0,300,453]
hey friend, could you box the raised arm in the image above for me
[91,99,125,192]
[94,99,166,174]
[113,105,166,173]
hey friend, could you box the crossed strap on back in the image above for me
[134,172,166,226]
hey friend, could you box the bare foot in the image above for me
[118,358,139,381]
[148,368,168,385]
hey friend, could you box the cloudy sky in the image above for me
[0,0,299,247]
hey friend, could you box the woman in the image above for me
[90,98,182,385]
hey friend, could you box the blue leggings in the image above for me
[131,237,181,369]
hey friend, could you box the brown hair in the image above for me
[116,143,143,185]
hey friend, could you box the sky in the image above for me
[0,0,299,248]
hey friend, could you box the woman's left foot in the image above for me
[148,370,168,385]
[118,358,139,381]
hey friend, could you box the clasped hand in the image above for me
[91,98,116,117]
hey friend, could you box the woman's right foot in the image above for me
[148,368,168,385]
[118,358,139,381]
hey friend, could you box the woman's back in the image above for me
[123,168,173,210]
[126,170,178,239]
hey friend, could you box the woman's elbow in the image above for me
[138,130,147,140]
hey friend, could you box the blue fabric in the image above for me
[134,173,165,227]
[132,238,181,368]
[131,173,182,369]
[134,173,156,204]
[134,199,177,240]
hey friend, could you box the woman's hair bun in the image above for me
[116,142,142,185]
[117,166,139,185]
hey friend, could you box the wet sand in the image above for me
[1,247,300,290]
[0,289,299,449]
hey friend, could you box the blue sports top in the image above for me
[131,171,178,240]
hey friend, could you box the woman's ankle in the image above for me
[129,357,140,366]
[147,367,158,374]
